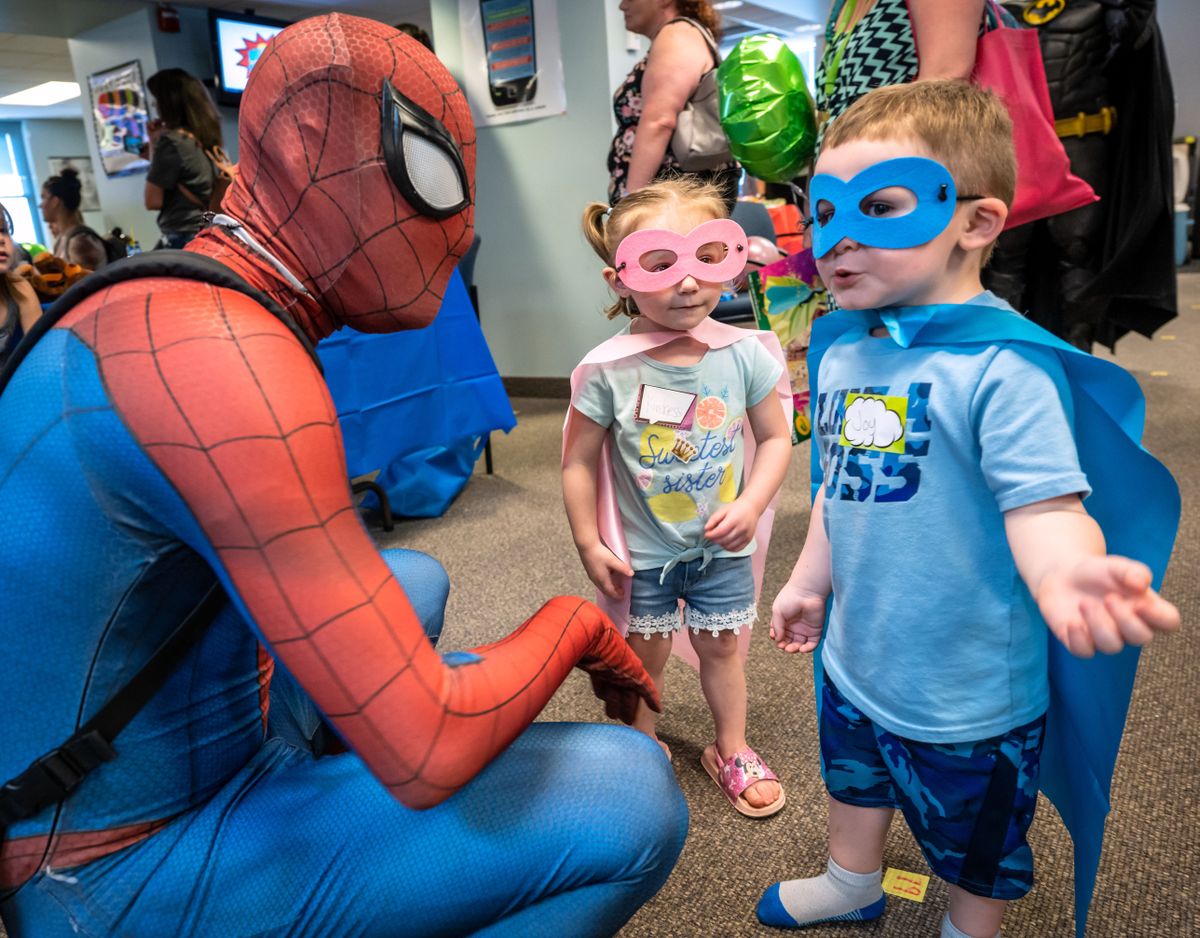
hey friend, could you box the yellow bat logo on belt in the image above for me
[1023,0,1065,25]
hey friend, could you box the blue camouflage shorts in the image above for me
[819,674,1045,900]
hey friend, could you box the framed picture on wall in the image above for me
[87,60,152,177]
[46,156,101,211]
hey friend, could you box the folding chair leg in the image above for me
[351,479,394,532]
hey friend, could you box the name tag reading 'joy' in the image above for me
[634,384,697,430]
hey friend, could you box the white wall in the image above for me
[397,5,435,45]
[149,4,239,161]
[67,8,162,248]
[606,5,647,115]
[431,0,635,378]
[20,118,104,239]
[1159,0,1199,140]
[63,4,243,250]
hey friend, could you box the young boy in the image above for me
[759,81,1180,938]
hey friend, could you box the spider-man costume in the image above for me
[0,15,686,937]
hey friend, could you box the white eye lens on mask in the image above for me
[381,78,470,219]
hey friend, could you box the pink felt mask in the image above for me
[613,218,748,292]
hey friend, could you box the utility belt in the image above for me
[1055,106,1117,139]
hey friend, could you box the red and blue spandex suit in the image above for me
[0,16,685,936]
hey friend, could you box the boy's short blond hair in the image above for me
[823,80,1016,210]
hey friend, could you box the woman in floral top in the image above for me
[608,0,738,208]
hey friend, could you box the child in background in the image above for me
[759,80,1180,937]
[563,178,792,818]
[0,204,42,369]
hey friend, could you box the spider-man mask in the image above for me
[223,14,476,332]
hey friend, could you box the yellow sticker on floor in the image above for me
[882,868,929,902]
[1158,335,1176,340]
[1151,371,1169,377]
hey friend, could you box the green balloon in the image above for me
[718,34,817,184]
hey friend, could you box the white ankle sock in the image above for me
[941,912,1000,938]
[776,856,883,925]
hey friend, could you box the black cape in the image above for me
[1083,9,1178,347]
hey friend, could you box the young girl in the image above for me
[563,178,792,818]
[0,205,42,370]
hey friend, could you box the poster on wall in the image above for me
[458,0,566,126]
[46,156,101,211]
[87,60,151,177]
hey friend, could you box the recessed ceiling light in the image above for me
[0,81,81,107]
[713,1,744,9]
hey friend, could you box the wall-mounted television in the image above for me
[209,9,290,107]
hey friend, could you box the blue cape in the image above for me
[808,300,1180,936]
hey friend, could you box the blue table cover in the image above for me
[317,269,516,517]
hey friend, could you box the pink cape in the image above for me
[565,319,793,669]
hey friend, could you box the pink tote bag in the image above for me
[971,1,1097,229]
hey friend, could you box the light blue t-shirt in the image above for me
[814,298,1090,743]
[573,330,783,571]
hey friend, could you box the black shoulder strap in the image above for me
[0,583,225,833]
[0,250,321,398]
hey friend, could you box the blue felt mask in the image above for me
[809,157,958,258]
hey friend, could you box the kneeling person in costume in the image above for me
[759,81,1180,937]
[0,16,686,937]
[563,179,793,818]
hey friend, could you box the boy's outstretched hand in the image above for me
[1037,555,1180,658]
[769,584,827,654]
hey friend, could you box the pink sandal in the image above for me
[701,744,785,818]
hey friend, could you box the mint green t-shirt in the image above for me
[573,332,783,571]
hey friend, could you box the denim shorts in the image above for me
[628,555,757,637]
[819,674,1045,900]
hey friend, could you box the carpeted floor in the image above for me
[378,270,1200,937]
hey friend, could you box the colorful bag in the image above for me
[747,250,829,444]
[971,1,1096,229]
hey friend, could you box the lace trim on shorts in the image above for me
[686,604,758,636]
[628,610,681,637]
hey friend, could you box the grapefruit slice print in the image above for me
[695,395,727,430]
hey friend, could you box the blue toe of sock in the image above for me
[756,886,888,929]
[756,884,801,928]
[857,895,888,920]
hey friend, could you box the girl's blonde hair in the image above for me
[582,177,727,319]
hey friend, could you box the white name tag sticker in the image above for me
[634,384,696,429]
